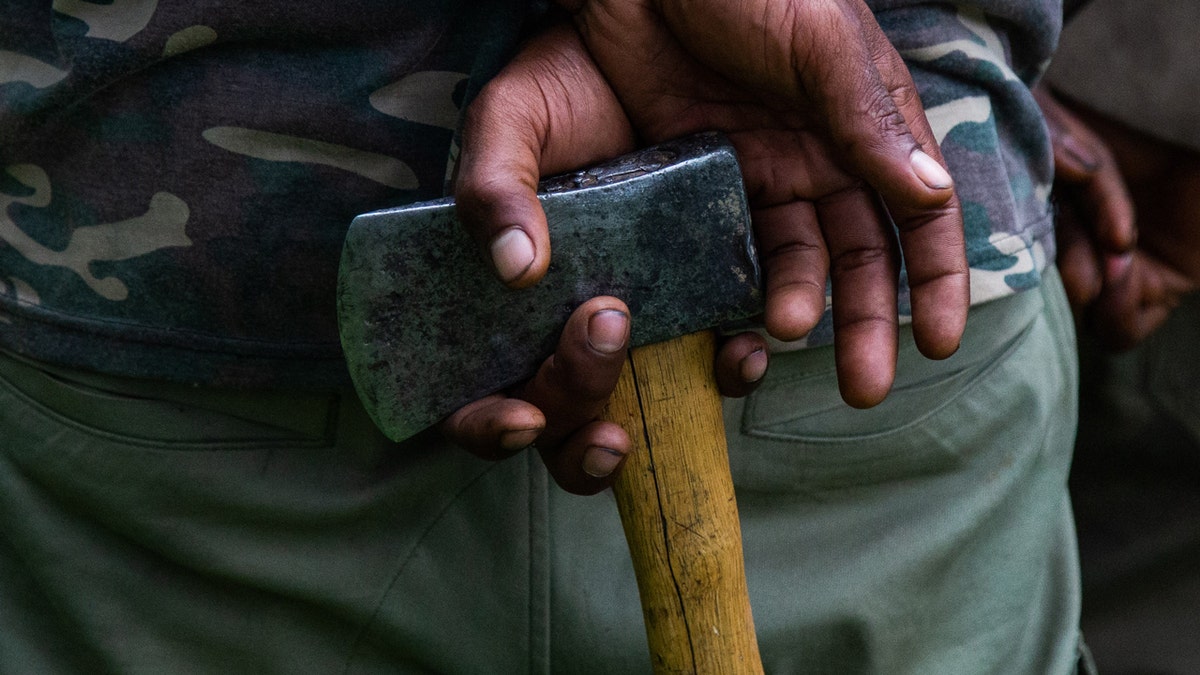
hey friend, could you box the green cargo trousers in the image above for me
[0,270,1081,674]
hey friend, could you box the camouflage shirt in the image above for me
[0,1,1060,388]
[782,0,1063,349]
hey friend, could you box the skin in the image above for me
[446,2,973,493]
[1038,86,1200,350]
[446,25,770,495]
[561,0,969,381]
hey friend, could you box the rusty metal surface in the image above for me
[337,133,761,441]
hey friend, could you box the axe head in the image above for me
[337,132,763,442]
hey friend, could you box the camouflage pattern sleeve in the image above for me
[888,2,1061,307]
[0,0,1060,384]
[773,0,1062,350]
[0,1,544,388]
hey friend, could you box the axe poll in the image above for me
[337,132,765,672]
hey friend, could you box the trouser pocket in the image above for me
[0,349,338,447]
[725,271,1076,494]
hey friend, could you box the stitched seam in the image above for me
[0,362,334,450]
[341,461,501,673]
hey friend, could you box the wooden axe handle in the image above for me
[605,330,764,673]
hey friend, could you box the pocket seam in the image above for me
[0,360,336,451]
[741,317,1037,447]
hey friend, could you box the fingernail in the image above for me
[740,348,768,383]
[588,309,629,354]
[490,228,535,284]
[1060,134,1099,172]
[1105,252,1133,281]
[499,427,541,452]
[911,150,953,190]
[582,446,624,478]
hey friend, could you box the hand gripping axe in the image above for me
[337,133,765,673]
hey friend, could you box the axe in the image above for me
[338,132,765,672]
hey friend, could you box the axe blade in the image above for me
[337,132,762,442]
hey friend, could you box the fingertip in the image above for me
[1088,256,1148,351]
[442,396,546,460]
[715,331,770,398]
[586,307,631,355]
[455,169,552,288]
[910,149,953,191]
[1060,265,1101,316]
[839,376,892,409]
[1057,221,1103,312]
[490,226,546,287]
[1056,133,1100,179]
[499,426,542,453]
[911,291,969,361]
[1093,182,1138,254]
[916,331,962,361]
[517,296,629,448]
[457,82,551,288]
[764,289,823,342]
[582,445,626,478]
[740,347,768,384]
[541,421,632,495]
[835,340,896,409]
[1104,252,1134,283]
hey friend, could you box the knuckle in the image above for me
[763,239,823,261]
[785,0,854,94]
[887,78,921,118]
[864,92,910,143]
[832,244,895,272]
[548,360,618,407]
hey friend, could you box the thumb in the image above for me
[823,0,958,211]
[455,69,551,289]
[455,23,634,288]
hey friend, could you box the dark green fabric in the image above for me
[0,5,1080,670]
[0,270,1079,673]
